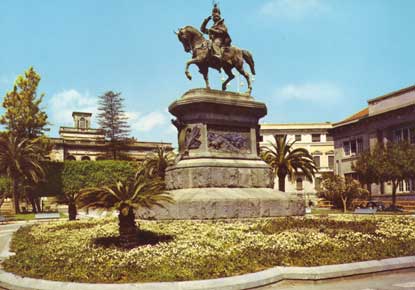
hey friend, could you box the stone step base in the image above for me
[137,188,305,220]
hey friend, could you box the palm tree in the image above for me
[0,134,45,214]
[77,173,173,248]
[137,146,176,179]
[260,135,317,192]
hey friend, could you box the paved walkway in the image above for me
[257,269,415,290]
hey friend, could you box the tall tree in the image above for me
[97,91,130,159]
[352,148,381,197]
[260,135,317,192]
[353,141,415,208]
[0,67,49,139]
[0,134,45,214]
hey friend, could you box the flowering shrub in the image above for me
[4,216,415,283]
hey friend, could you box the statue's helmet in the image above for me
[212,3,221,17]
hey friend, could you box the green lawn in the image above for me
[4,215,415,283]
[5,212,67,221]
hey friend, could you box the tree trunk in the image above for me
[29,196,38,213]
[118,207,138,248]
[68,201,77,220]
[392,181,397,208]
[277,172,286,192]
[11,177,20,214]
[341,197,348,213]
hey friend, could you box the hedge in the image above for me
[34,161,138,197]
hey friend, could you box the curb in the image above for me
[1,256,415,290]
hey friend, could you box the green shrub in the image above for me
[33,160,138,197]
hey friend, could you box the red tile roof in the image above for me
[334,107,369,126]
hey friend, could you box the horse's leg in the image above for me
[200,65,210,89]
[185,58,198,80]
[222,65,234,91]
[236,66,252,95]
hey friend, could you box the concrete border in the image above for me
[1,256,415,290]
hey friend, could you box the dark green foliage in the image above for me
[61,160,137,195]
[97,91,130,159]
[0,67,49,139]
[33,160,138,219]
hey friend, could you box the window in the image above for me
[326,134,333,141]
[313,156,320,169]
[343,141,351,156]
[328,156,334,169]
[357,138,363,153]
[312,134,321,142]
[343,138,363,156]
[296,178,303,190]
[394,127,415,143]
[295,134,302,141]
[399,181,404,192]
[79,117,86,129]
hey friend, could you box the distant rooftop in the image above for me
[261,122,332,130]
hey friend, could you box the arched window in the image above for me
[66,155,76,161]
[296,177,303,191]
[81,156,91,161]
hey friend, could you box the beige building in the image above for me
[330,85,415,194]
[260,123,334,197]
[48,112,172,161]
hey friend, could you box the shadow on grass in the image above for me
[93,229,174,249]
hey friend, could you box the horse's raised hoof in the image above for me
[185,72,192,80]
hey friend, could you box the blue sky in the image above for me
[1,0,415,146]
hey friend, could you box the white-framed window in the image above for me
[295,134,302,141]
[343,138,363,156]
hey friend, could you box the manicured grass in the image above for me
[6,212,67,221]
[3,216,415,283]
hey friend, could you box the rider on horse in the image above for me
[200,4,232,63]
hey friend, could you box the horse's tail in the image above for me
[242,50,256,75]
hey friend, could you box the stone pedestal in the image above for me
[139,89,304,219]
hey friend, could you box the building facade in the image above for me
[48,112,172,161]
[260,123,334,197]
[330,85,415,194]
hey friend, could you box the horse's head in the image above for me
[175,26,203,53]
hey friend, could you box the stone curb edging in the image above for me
[1,256,415,290]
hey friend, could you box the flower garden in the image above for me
[3,215,415,283]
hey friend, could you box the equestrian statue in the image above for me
[175,4,256,95]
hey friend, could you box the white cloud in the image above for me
[129,111,168,132]
[273,82,343,103]
[259,0,328,20]
[48,89,97,127]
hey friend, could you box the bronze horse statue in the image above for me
[176,26,256,95]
